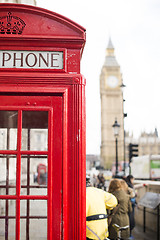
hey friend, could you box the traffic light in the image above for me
[129,143,139,163]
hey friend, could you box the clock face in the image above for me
[106,76,119,88]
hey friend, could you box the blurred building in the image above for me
[86,154,100,170]
[0,0,36,5]
[125,128,160,159]
[100,39,124,169]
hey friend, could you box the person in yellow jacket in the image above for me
[86,176,118,240]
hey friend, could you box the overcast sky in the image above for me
[38,0,160,155]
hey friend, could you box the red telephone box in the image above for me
[0,3,86,240]
[37,164,47,185]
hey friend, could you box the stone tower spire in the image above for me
[0,0,36,6]
[106,37,114,56]
[105,38,119,67]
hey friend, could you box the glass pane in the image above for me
[8,219,16,240]
[20,200,29,240]
[20,219,26,240]
[0,155,16,195]
[0,219,5,239]
[0,187,6,196]
[22,111,48,151]
[0,200,16,240]
[20,200,27,217]
[29,219,47,240]
[21,156,47,195]
[30,200,47,216]
[0,200,6,216]
[0,111,18,150]
[0,200,16,217]
[8,200,16,216]
[20,200,47,240]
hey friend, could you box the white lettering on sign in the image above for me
[0,50,63,69]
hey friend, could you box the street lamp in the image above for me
[112,118,120,176]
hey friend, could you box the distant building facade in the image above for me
[100,39,124,169]
[125,128,160,159]
[86,154,100,170]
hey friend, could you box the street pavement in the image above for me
[132,224,157,240]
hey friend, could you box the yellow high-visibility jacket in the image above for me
[86,187,118,240]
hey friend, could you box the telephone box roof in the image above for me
[0,3,86,49]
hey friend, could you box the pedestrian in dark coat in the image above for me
[125,175,136,237]
[108,179,132,240]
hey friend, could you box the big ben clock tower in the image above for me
[100,39,124,169]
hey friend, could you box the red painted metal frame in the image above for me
[0,3,86,75]
[0,97,63,240]
[16,110,22,240]
[0,3,86,240]
[0,84,86,240]
[48,108,53,240]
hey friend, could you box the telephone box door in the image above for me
[0,95,62,240]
